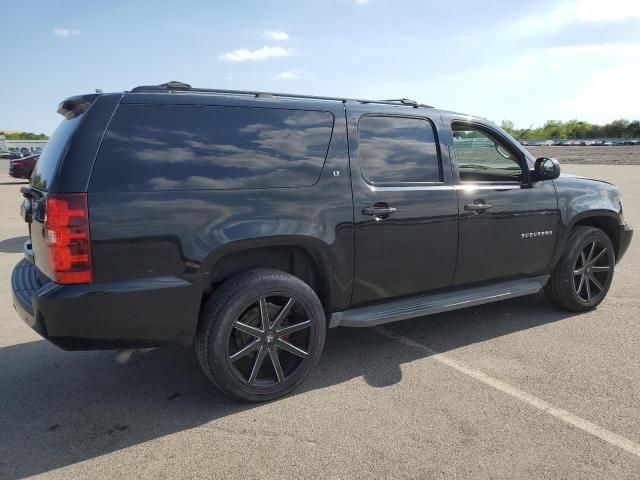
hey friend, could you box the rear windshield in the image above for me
[30,115,83,191]
[90,104,335,192]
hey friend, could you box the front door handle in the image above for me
[362,205,398,217]
[464,202,493,213]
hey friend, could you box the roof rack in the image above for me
[380,98,419,106]
[129,81,433,108]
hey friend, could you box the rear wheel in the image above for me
[195,269,326,402]
[545,226,615,312]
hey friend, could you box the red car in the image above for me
[9,154,39,180]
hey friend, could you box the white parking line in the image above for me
[374,326,640,458]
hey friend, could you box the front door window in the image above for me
[452,125,524,183]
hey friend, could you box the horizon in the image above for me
[4,117,640,140]
[2,0,639,135]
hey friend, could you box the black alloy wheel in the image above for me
[572,239,613,304]
[226,294,314,387]
[196,269,326,402]
[544,226,615,312]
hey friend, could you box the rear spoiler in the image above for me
[57,94,99,119]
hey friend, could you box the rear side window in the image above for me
[31,115,83,191]
[90,105,334,192]
[357,116,441,184]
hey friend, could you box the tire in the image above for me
[544,226,615,312]
[195,269,326,402]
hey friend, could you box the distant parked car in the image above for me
[9,154,38,179]
[9,151,25,160]
[0,152,10,160]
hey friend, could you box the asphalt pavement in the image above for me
[0,165,638,479]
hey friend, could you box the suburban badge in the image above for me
[521,231,553,239]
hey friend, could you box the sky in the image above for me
[2,0,639,135]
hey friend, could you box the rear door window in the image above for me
[357,115,441,184]
[90,105,334,192]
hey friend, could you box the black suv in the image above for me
[12,82,633,401]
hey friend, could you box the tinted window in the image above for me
[91,105,334,192]
[358,116,441,184]
[31,115,83,191]
[452,125,523,182]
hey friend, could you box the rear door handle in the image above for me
[362,206,398,217]
[464,202,493,212]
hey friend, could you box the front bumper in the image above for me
[618,223,633,263]
[11,259,203,350]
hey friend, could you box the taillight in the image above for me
[45,193,93,284]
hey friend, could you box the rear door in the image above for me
[447,120,559,286]
[347,105,459,305]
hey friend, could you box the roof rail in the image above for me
[380,98,419,107]
[129,82,433,108]
[132,81,192,91]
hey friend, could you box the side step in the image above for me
[329,276,549,328]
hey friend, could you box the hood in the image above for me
[559,172,614,186]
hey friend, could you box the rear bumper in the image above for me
[618,223,633,263]
[12,259,204,350]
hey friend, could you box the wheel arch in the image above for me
[199,236,340,312]
[548,210,622,273]
[571,214,621,260]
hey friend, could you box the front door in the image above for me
[348,106,459,305]
[448,121,559,286]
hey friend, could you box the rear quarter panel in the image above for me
[88,103,354,311]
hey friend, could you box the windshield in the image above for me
[30,115,83,191]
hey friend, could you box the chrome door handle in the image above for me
[464,202,493,212]
[362,206,398,217]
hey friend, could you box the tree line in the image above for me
[0,131,49,140]
[500,119,640,140]
[3,121,640,142]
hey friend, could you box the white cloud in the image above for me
[220,46,291,62]
[544,43,640,58]
[354,0,369,3]
[508,0,640,34]
[264,30,289,41]
[54,28,80,38]
[438,42,640,126]
[276,71,300,80]
[574,0,640,22]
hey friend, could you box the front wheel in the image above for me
[545,226,615,312]
[195,269,326,402]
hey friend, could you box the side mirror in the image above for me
[534,157,560,181]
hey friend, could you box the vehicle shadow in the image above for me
[0,181,29,186]
[0,236,28,253]
[0,292,575,478]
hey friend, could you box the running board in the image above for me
[329,276,549,328]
